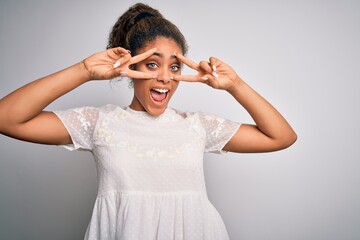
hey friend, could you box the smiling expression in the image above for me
[129,37,183,116]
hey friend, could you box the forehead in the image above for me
[137,37,183,56]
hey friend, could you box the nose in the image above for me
[157,69,172,84]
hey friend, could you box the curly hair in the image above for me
[107,3,188,55]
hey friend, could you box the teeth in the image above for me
[152,88,169,93]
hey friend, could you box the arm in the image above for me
[173,54,297,153]
[0,47,156,145]
[0,62,89,145]
[223,78,297,153]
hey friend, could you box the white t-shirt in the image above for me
[54,104,240,240]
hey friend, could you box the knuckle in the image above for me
[209,56,217,62]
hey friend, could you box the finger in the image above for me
[113,47,131,56]
[174,53,200,71]
[113,61,121,68]
[200,74,219,88]
[212,71,219,79]
[209,56,219,69]
[209,57,220,78]
[173,73,217,83]
[129,48,157,64]
[113,54,132,68]
[199,61,212,74]
[125,69,157,79]
[172,74,203,82]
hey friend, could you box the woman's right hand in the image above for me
[0,46,158,145]
[82,47,157,80]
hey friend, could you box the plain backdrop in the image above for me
[1,0,359,239]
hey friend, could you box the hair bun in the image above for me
[133,12,155,24]
[107,3,187,55]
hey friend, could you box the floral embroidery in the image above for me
[211,118,226,138]
[54,105,239,239]
[74,108,91,131]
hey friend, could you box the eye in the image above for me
[170,65,181,72]
[146,62,158,70]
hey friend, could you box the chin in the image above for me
[146,90,173,116]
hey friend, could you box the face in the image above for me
[129,37,183,116]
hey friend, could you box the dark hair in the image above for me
[107,3,188,55]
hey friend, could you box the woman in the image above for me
[0,3,296,240]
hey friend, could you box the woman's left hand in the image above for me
[173,53,297,153]
[172,53,241,91]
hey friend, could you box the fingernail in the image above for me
[120,72,127,77]
[212,65,217,72]
[127,50,131,53]
[152,48,157,52]
[201,76,208,81]
[212,71,219,78]
[113,61,121,68]
[153,74,158,79]
[173,52,177,57]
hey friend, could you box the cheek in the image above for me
[133,80,149,96]
[171,82,180,95]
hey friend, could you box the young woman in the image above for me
[0,3,296,240]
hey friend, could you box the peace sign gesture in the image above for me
[172,53,241,91]
[82,47,157,81]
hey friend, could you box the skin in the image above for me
[173,54,297,152]
[0,47,156,145]
[0,36,296,152]
[129,37,182,116]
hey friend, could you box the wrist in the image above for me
[77,60,92,82]
[226,76,245,95]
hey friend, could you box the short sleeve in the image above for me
[198,112,241,154]
[53,106,100,151]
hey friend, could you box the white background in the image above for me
[0,0,359,239]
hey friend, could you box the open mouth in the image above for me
[150,88,169,103]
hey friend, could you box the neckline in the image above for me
[125,106,171,118]
[125,106,147,115]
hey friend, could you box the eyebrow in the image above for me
[152,51,177,58]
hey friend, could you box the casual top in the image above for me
[54,104,240,240]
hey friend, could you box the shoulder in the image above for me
[170,108,218,122]
[168,108,215,130]
[53,104,125,123]
[97,104,120,113]
[82,104,125,117]
[54,104,118,114]
[168,108,203,122]
[168,108,188,118]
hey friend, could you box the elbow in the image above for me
[277,130,297,150]
[287,131,297,148]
